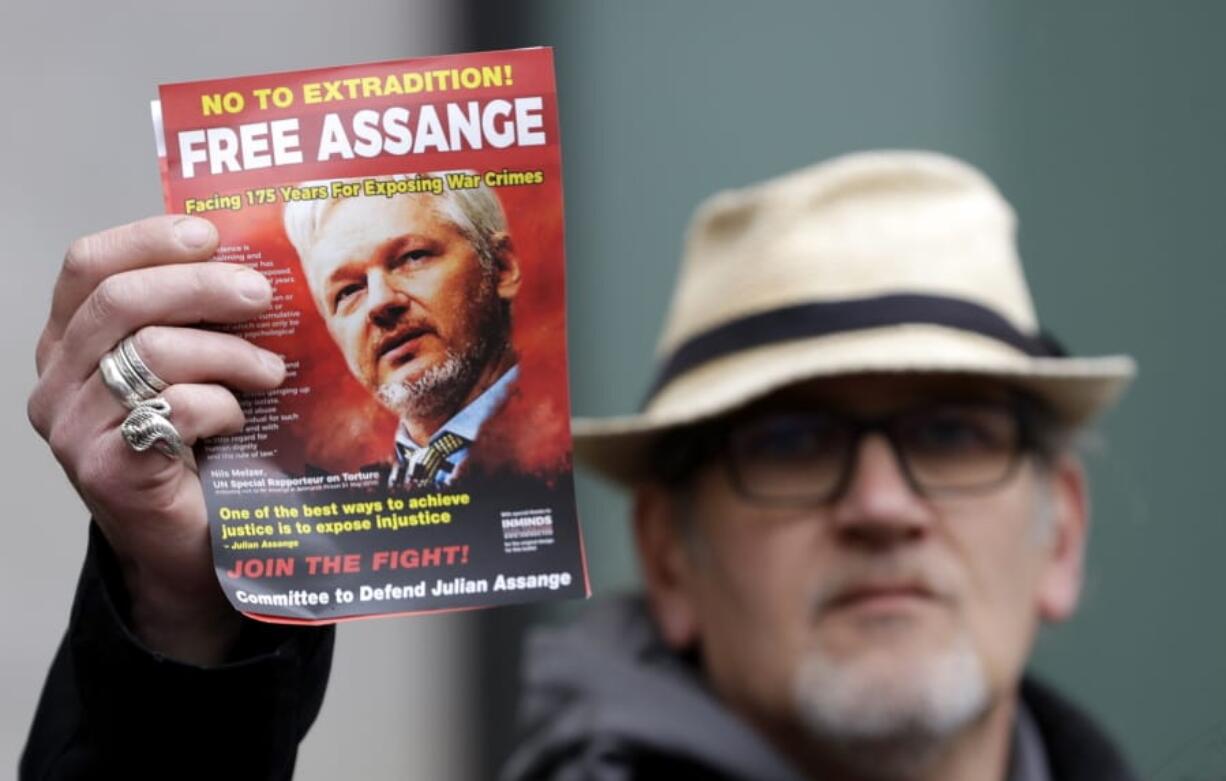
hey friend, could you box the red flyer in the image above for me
[151,48,589,624]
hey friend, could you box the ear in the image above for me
[490,232,522,300]
[1037,455,1090,623]
[633,484,701,651]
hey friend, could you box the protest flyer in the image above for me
[152,48,589,623]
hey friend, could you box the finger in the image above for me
[70,383,245,496]
[31,315,276,441]
[48,262,272,387]
[42,378,244,495]
[41,216,219,364]
[49,374,246,452]
[129,327,286,392]
[157,383,248,446]
[115,383,244,476]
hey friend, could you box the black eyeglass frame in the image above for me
[652,395,1054,508]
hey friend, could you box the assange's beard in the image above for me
[376,345,486,421]
[791,629,990,778]
[374,276,507,422]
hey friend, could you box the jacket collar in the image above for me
[506,595,1138,781]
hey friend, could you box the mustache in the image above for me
[811,557,960,613]
[374,319,438,360]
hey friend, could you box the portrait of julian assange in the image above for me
[281,174,567,489]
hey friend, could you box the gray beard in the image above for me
[376,338,490,422]
[790,630,991,779]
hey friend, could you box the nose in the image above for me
[828,433,933,548]
[366,270,407,330]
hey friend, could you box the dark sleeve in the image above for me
[20,524,336,780]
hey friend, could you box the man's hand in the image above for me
[28,215,286,665]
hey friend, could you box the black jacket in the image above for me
[23,530,1138,780]
[21,526,334,780]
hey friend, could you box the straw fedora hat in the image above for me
[572,150,1135,485]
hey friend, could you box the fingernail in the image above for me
[174,217,215,249]
[260,350,286,379]
[237,270,271,303]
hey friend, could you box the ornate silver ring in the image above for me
[99,336,169,409]
[120,397,186,460]
[119,335,169,393]
[99,352,146,409]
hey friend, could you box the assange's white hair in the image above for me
[282,172,507,270]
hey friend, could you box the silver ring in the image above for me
[112,338,159,399]
[119,336,169,393]
[120,397,186,459]
[99,336,169,409]
[99,352,147,409]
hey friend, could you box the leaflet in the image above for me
[152,48,588,623]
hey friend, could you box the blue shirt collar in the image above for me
[391,364,519,482]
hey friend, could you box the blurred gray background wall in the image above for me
[5,2,1225,779]
[0,4,478,779]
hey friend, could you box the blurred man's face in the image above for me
[639,375,1086,769]
[299,195,512,421]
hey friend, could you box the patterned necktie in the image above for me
[405,432,468,487]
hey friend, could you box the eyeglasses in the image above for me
[719,401,1037,506]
